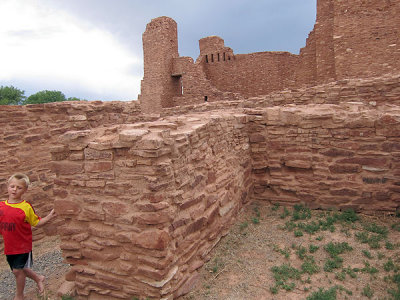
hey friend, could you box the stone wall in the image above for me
[0,101,142,252]
[248,103,400,214]
[139,17,181,114]
[51,112,252,299]
[202,51,299,97]
[139,0,400,113]
[47,73,399,299]
[333,0,400,80]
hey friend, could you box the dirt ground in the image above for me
[0,236,70,300]
[181,201,400,300]
[3,201,400,300]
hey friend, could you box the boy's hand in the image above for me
[36,209,57,227]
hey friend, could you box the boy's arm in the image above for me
[35,209,56,228]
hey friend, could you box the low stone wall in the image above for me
[51,111,252,299]
[248,103,400,213]
[0,101,142,252]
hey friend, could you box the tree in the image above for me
[0,86,26,105]
[23,90,66,105]
[67,97,85,101]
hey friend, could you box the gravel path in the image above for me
[0,249,67,300]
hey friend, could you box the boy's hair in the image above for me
[8,173,30,188]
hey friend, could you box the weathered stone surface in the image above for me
[52,161,83,175]
[134,230,170,250]
[54,200,81,215]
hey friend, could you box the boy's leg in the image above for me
[12,269,26,300]
[24,268,45,293]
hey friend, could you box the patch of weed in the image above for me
[305,267,322,282]
[391,223,400,232]
[273,245,290,259]
[324,256,344,272]
[270,264,301,292]
[364,222,388,236]
[343,266,358,278]
[362,249,373,259]
[383,258,399,272]
[296,246,307,260]
[239,221,248,231]
[335,270,346,281]
[323,242,353,272]
[385,241,395,250]
[361,261,379,275]
[292,204,311,221]
[272,203,280,211]
[294,230,304,237]
[377,252,385,260]
[361,284,374,299]
[280,207,290,219]
[355,231,384,249]
[309,244,319,253]
[324,242,353,257]
[306,286,337,300]
[284,221,296,231]
[336,209,359,223]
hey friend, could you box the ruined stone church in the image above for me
[0,0,399,298]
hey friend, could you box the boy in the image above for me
[0,173,56,300]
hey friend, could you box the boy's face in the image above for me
[7,178,27,202]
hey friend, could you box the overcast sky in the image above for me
[0,0,316,101]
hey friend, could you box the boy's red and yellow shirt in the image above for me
[0,200,41,255]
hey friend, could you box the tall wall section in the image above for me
[138,17,181,113]
[332,0,400,80]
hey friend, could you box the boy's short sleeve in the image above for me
[24,205,41,227]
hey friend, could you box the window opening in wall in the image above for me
[223,52,226,61]
[217,53,220,61]
[204,96,208,102]
[205,55,208,63]
[228,56,231,60]
[211,54,214,62]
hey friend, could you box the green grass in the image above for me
[301,256,320,275]
[270,264,301,292]
[306,286,337,300]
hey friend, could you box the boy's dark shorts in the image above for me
[6,252,33,270]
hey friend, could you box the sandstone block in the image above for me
[52,161,83,175]
[136,211,171,225]
[54,199,81,215]
[329,164,360,174]
[84,148,113,160]
[102,202,128,217]
[85,161,113,173]
[134,230,170,250]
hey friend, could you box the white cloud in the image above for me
[0,0,142,100]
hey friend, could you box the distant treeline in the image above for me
[0,85,86,105]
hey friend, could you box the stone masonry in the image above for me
[0,0,399,298]
[139,0,400,112]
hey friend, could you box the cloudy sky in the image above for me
[0,0,316,101]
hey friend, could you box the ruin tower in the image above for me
[139,16,180,114]
[315,0,336,83]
